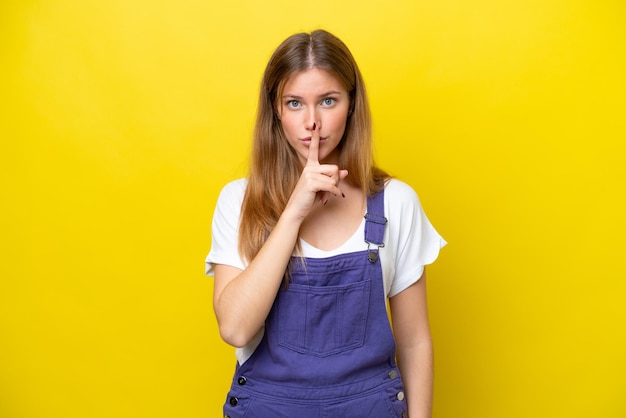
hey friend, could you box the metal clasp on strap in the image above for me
[365,241,385,263]
[364,213,387,263]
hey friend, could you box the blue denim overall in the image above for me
[223,190,408,417]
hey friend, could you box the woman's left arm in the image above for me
[389,270,433,418]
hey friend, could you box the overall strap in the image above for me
[364,189,387,263]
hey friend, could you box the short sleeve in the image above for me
[385,180,447,297]
[205,179,248,277]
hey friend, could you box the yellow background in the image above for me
[1,0,624,417]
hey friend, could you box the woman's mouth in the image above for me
[301,137,327,145]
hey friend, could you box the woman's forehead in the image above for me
[280,68,348,97]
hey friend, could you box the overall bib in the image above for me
[223,190,408,417]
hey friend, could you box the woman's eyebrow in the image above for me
[282,90,343,99]
[318,90,342,97]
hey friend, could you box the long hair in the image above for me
[239,29,389,263]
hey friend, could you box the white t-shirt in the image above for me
[206,178,446,364]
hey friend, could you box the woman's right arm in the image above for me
[213,208,303,347]
[213,131,347,347]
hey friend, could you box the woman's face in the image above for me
[278,68,350,165]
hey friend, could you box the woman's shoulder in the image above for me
[383,178,421,205]
[215,178,248,211]
[218,178,247,198]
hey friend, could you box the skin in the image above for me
[279,67,348,167]
[391,274,434,418]
[279,68,363,250]
[213,67,433,418]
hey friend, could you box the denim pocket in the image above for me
[278,280,370,357]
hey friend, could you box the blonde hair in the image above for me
[239,29,389,263]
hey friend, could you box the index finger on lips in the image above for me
[307,123,320,165]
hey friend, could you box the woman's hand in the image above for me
[285,125,348,221]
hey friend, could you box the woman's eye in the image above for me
[287,100,301,109]
[322,98,335,106]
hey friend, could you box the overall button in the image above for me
[229,396,238,406]
[237,376,247,385]
[388,370,398,379]
[402,413,408,418]
[397,391,405,401]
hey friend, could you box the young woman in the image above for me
[206,29,446,417]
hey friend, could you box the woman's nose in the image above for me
[305,109,319,131]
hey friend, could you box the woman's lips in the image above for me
[301,137,327,145]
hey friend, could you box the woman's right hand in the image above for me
[284,127,348,221]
